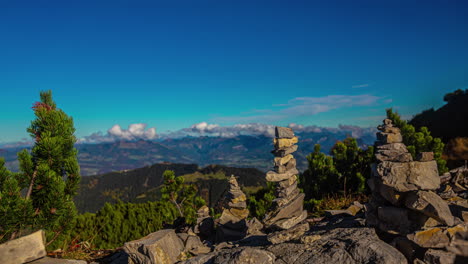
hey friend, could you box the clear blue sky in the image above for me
[1,0,467,143]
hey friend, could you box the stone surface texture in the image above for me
[263,126,307,230]
[0,230,47,264]
[366,119,467,264]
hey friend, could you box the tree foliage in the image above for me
[160,170,205,224]
[0,91,81,247]
[247,182,275,219]
[64,201,178,249]
[300,138,374,201]
[386,108,447,173]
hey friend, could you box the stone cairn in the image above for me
[216,175,249,242]
[263,126,307,230]
[366,119,467,262]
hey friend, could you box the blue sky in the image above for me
[1,0,467,143]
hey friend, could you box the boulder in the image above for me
[266,227,407,264]
[377,206,411,235]
[424,249,456,264]
[185,235,211,255]
[246,217,264,235]
[275,127,295,139]
[404,190,455,226]
[407,228,450,248]
[212,247,275,264]
[0,230,47,264]
[373,161,441,192]
[123,229,184,264]
[30,257,87,264]
[267,222,309,244]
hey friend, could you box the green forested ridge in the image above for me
[75,163,265,213]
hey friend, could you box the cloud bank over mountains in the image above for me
[76,122,376,144]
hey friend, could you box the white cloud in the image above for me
[79,123,157,143]
[352,83,370,88]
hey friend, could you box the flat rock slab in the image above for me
[267,222,309,244]
[404,190,454,226]
[275,127,295,139]
[123,229,184,264]
[373,160,440,192]
[0,230,46,264]
[29,257,87,264]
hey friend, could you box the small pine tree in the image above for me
[300,144,339,200]
[386,108,447,173]
[160,170,205,224]
[331,138,374,196]
[0,90,81,247]
[300,140,374,200]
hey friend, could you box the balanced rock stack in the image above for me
[366,119,468,262]
[264,126,307,230]
[216,175,249,242]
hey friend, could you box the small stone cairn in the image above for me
[216,175,249,242]
[366,119,467,262]
[263,126,307,230]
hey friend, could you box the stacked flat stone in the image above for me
[216,175,249,242]
[367,119,467,262]
[264,126,307,230]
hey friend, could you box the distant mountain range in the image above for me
[1,129,375,176]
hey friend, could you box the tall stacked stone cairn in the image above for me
[366,119,468,263]
[216,175,249,242]
[263,126,307,230]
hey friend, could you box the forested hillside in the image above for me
[75,163,265,213]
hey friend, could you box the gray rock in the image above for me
[275,127,295,139]
[213,247,275,264]
[123,229,184,264]
[404,190,455,226]
[266,226,407,264]
[275,158,296,174]
[377,132,403,143]
[272,210,307,230]
[407,227,450,248]
[417,152,434,162]
[0,230,47,264]
[266,168,299,182]
[372,161,441,192]
[264,193,304,226]
[267,222,309,244]
[377,206,411,235]
[424,249,456,264]
[185,235,211,255]
[277,175,297,188]
[246,217,264,235]
[29,257,87,264]
[179,253,216,264]
[271,145,298,157]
